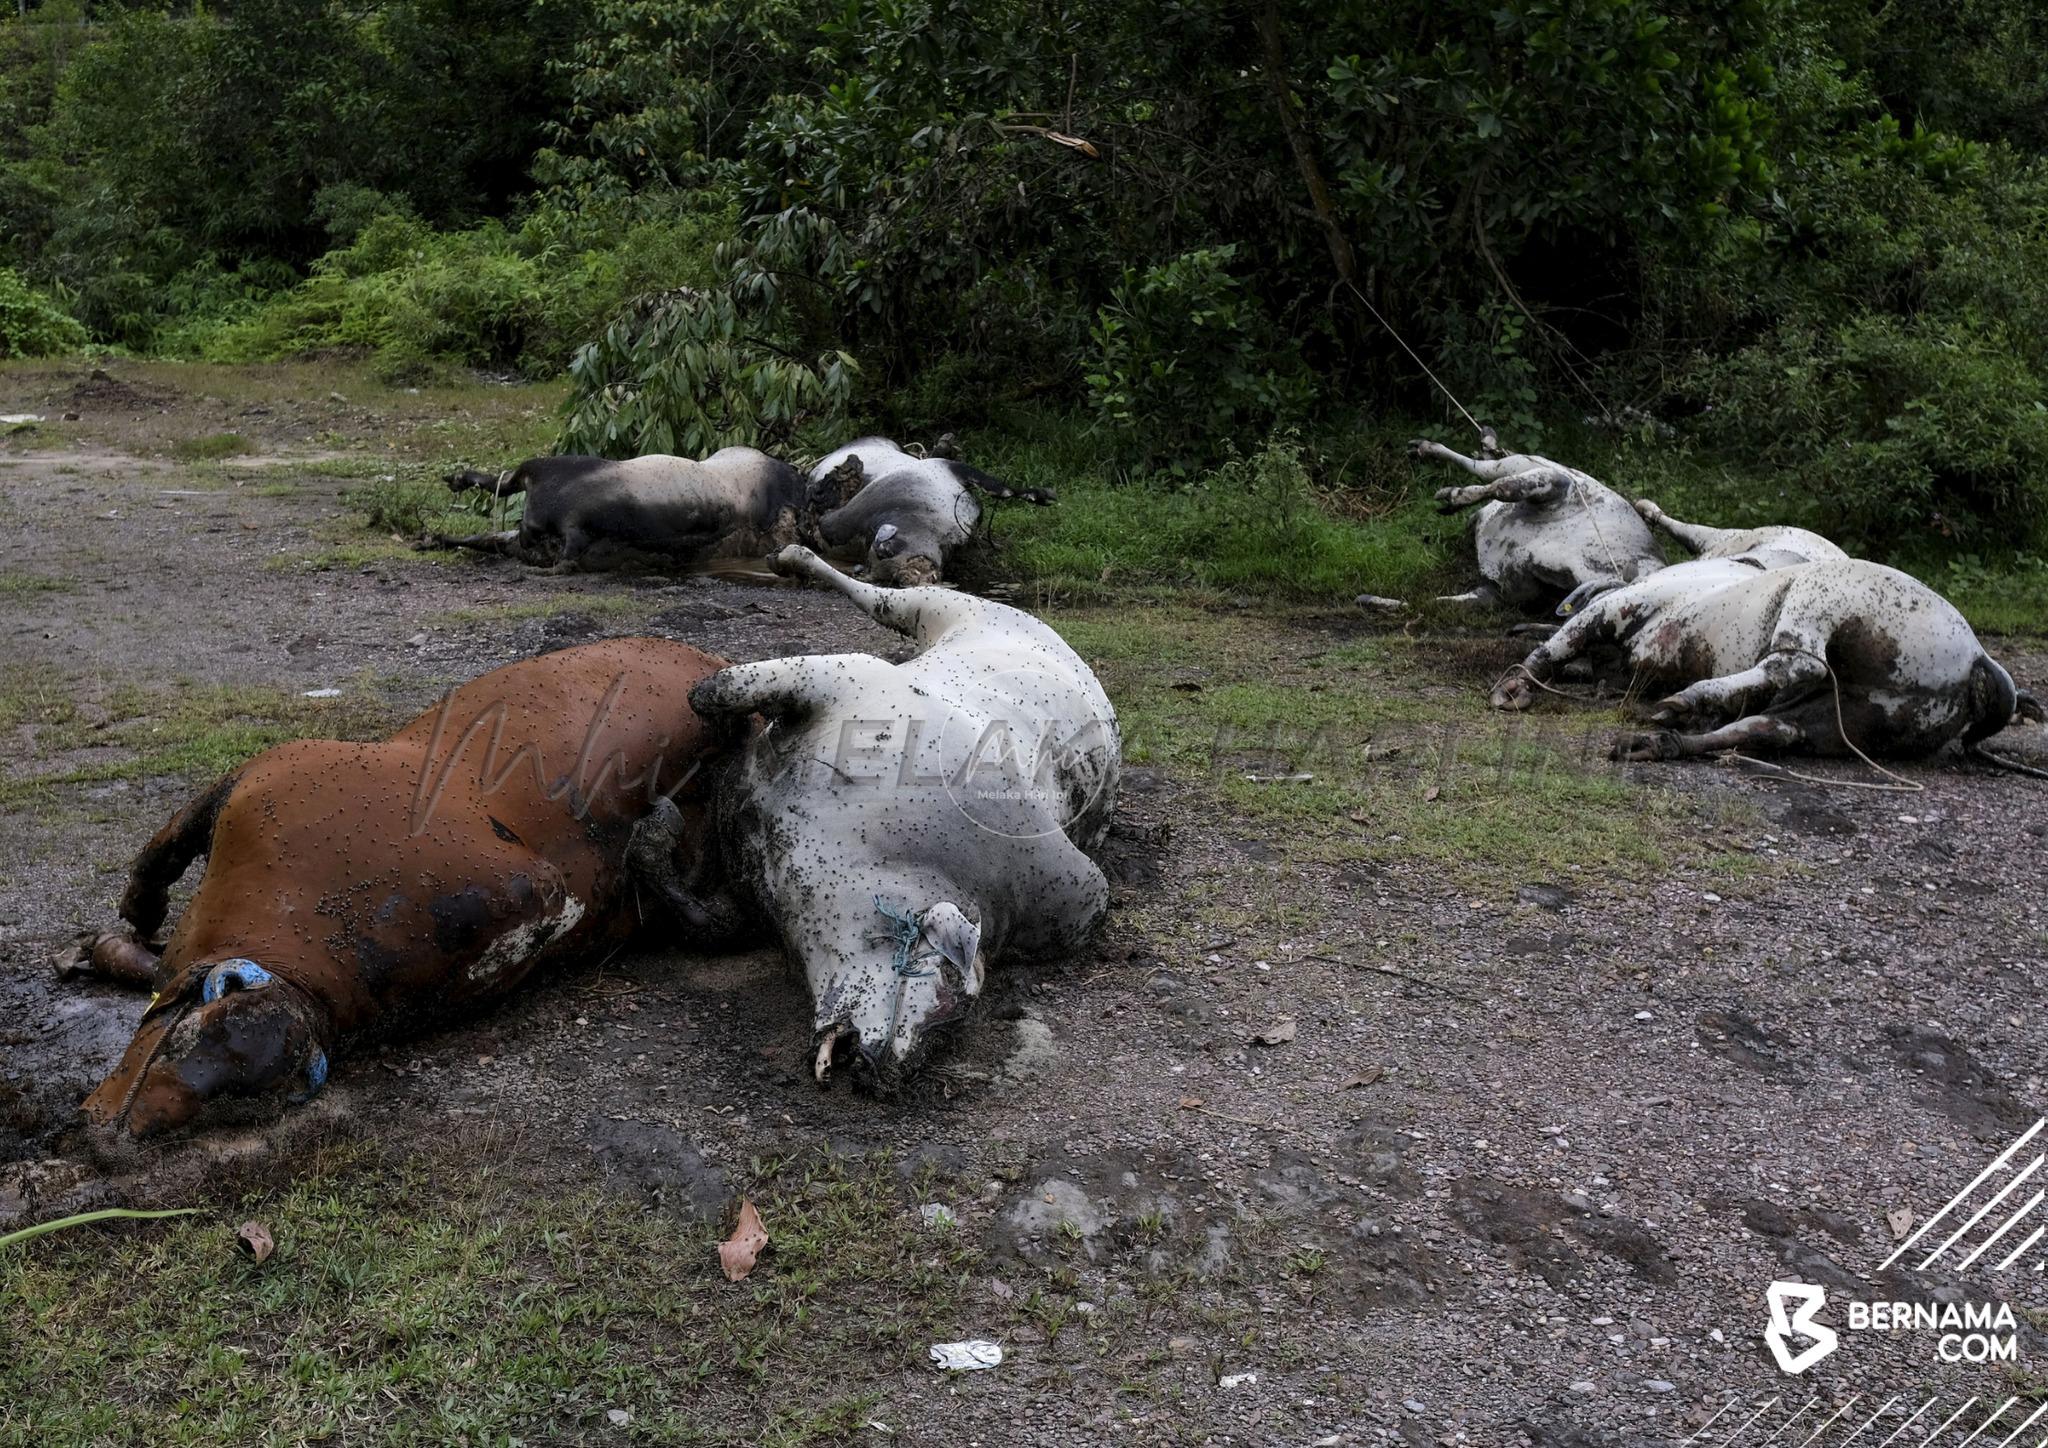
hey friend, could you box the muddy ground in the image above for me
[4,362,2048,1445]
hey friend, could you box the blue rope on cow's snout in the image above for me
[873,898,937,979]
[200,959,329,1102]
[202,959,274,1001]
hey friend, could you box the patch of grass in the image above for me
[0,571,76,596]
[1050,605,1758,882]
[980,426,1460,606]
[169,432,256,462]
[0,669,396,806]
[0,1145,974,1446]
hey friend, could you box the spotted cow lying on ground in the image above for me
[1492,556,2044,767]
[646,543,1119,1089]
[62,639,744,1145]
[438,448,806,571]
[1358,437,1666,616]
[806,435,1052,587]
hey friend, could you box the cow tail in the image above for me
[947,462,1056,506]
[120,766,243,939]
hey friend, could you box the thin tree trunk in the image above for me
[1256,2,1356,286]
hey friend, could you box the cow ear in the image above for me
[922,903,982,992]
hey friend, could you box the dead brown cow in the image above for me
[66,638,744,1145]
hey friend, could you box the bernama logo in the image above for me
[1764,1281,2019,1374]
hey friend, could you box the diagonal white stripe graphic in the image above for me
[1723,1396,1785,1446]
[1923,1160,2045,1269]
[1760,1398,1820,1445]
[1995,1224,2046,1272]
[1800,1395,1862,1447]
[1876,1398,1941,1447]
[1682,1398,1741,1447]
[1839,1396,1901,1446]
[1922,1398,1984,1445]
[1880,1119,2045,1271]
[1955,1399,2021,1447]
[1959,1191,2045,1271]
[1993,1400,2048,1446]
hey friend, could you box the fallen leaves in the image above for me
[235,1221,275,1264]
[1887,1207,1915,1241]
[1334,1067,1383,1091]
[718,1200,768,1282]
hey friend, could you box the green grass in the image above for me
[169,432,257,462]
[0,571,76,596]
[0,1144,974,1447]
[1049,605,1758,883]
[0,666,395,806]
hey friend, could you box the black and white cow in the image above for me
[1493,556,2044,765]
[438,448,806,571]
[681,543,1119,1088]
[807,436,1052,587]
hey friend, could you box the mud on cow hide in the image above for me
[806,435,1053,587]
[687,544,1119,1089]
[1493,556,2045,766]
[439,449,807,572]
[62,639,746,1146]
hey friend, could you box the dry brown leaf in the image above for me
[1044,131,1101,157]
[719,1199,768,1282]
[1334,1067,1383,1091]
[1248,1018,1297,1047]
[1178,1095,1206,1110]
[235,1220,275,1264]
[1424,785,1441,802]
[1886,1207,1914,1241]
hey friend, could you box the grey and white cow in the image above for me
[687,544,1119,1088]
[807,435,1052,587]
[1357,438,1665,615]
[1492,556,2043,765]
[438,448,806,571]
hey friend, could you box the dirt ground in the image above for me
[5,361,2048,1446]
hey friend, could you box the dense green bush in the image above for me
[164,204,731,381]
[0,266,84,357]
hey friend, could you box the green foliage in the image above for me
[166,204,730,380]
[1085,247,1313,474]
[0,266,84,357]
[558,281,855,457]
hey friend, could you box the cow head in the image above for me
[81,958,331,1149]
[810,900,984,1092]
[866,522,942,587]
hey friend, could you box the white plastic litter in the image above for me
[301,688,342,699]
[917,1203,957,1229]
[0,414,44,426]
[1219,1372,1258,1389]
[929,1340,1003,1372]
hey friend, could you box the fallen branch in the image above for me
[1305,954,1478,1004]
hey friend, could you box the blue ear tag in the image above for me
[202,959,274,1003]
[290,1049,330,1105]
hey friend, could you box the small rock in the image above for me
[1403,1399,1426,1414]
[1646,1380,1676,1393]
[1570,1381,1596,1394]
[606,1409,631,1427]
[408,632,429,648]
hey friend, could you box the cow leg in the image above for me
[424,528,519,555]
[625,798,746,942]
[771,543,955,637]
[1612,714,1806,762]
[1492,606,1617,710]
[1435,467,1572,513]
[1413,439,1518,482]
[119,767,241,938]
[1433,580,1508,610]
[544,526,592,575]
[1633,499,1732,556]
[54,931,162,987]
[1649,648,1829,728]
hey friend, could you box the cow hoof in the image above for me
[52,934,97,981]
[1610,730,1678,762]
[1490,676,1536,712]
[1408,438,1435,459]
